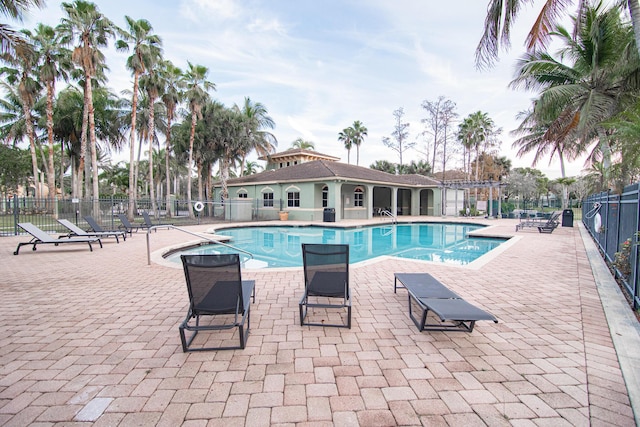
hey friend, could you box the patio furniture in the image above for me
[537,213,561,233]
[394,273,497,332]
[14,222,102,255]
[179,254,256,351]
[84,215,122,237]
[300,243,351,328]
[141,211,173,230]
[57,218,125,243]
[516,211,560,231]
[116,213,149,236]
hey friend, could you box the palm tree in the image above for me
[509,3,637,189]
[182,62,215,218]
[140,61,164,213]
[475,0,640,69]
[291,137,315,149]
[0,35,42,199]
[338,127,354,164]
[116,16,162,219]
[0,0,44,57]
[159,59,183,216]
[235,97,276,174]
[25,23,72,203]
[59,0,116,213]
[243,160,262,176]
[350,120,368,166]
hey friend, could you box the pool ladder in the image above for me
[145,225,254,266]
[381,209,398,224]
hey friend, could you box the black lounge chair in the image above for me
[537,213,561,233]
[179,254,256,351]
[141,211,173,230]
[516,211,560,231]
[57,218,125,243]
[83,216,127,241]
[394,273,497,332]
[14,222,102,255]
[116,213,149,235]
[300,243,351,328]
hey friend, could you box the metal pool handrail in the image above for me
[145,225,254,266]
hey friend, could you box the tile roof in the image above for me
[226,160,442,187]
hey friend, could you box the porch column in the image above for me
[391,188,398,217]
[333,182,343,221]
[367,184,374,219]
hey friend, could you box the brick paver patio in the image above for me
[1,218,637,426]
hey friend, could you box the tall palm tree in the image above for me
[140,61,164,213]
[509,3,638,188]
[350,120,368,166]
[338,127,354,164]
[476,0,640,69]
[59,0,116,212]
[159,59,183,217]
[116,16,162,219]
[291,137,315,149]
[235,97,277,173]
[0,0,44,58]
[182,62,215,218]
[0,35,42,199]
[25,23,72,202]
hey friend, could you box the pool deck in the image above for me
[1,217,639,426]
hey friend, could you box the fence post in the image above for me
[13,193,18,235]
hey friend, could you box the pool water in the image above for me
[166,223,505,269]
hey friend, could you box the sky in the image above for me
[20,0,591,179]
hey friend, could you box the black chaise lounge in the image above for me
[141,211,173,230]
[116,213,149,235]
[14,222,102,255]
[179,254,256,352]
[394,273,497,332]
[300,243,351,328]
[57,218,126,243]
[84,215,125,237]
[537,213,561,233]
[516,211,560,232]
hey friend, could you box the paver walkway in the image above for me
[0,217,637,426]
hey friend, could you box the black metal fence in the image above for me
[583,183,640,310]
[0,196,289,236]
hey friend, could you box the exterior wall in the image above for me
[341,183,368,220]
[217,179,442,222]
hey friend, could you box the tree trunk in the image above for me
[148,95,156,214]
[187,111,197,219]
[21,102,39,201]
[128,71,140,220]
[46,80,56,203]
[629,0,640,57]
[85,71,100,217]
[165,107,173,217]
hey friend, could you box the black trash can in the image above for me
[562,209,574,227]
[323,207,335,222]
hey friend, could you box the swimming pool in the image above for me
[165,223,506,269]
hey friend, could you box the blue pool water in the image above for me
[165,223,506,269]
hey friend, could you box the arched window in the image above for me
[322,186,328,207]
[354,187,364,207]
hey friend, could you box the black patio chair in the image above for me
[141,211,173,230]
[14,222,101,255]
[179,254,256,351]
[58,218,125,243]
[299,243,351,328]
[116,213,149,236]
[83,216,126,242]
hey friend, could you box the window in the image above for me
[287,191,300,208]
[263,192,274,207]
[354,187,364,207]
[322,186,328,208]
[238,192,247,198]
